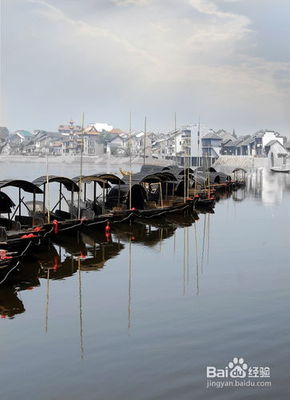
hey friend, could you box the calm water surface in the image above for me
[1,162,290,400]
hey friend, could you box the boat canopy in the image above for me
[88,174,125,185]
[73,175,110,188]
[0,179,43,194]
[175,180,191,196]
[140,164,163,174]
[232,168,247,173]
[106,184,147,209]
[124,173,161,184]
[218,172,232,182]
[178,167,194,175]
[209,172,221,184]
[33,176,79,192]
[154,172,178,181]
[162,166,183,175]
[140,174,161,183]
[126,171,178,184]
[0,192,15,213]
[191,173,208,186]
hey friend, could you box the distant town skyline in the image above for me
[1,0,290,135]
[3,119,286,139]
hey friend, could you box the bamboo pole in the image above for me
[174,112,177,165]
[43,183,46,215]
[194,223,199,295]
[187,142,190,199]
[197,117,201,167]
[159,182,163,208]
[78,112,85,219]
[70,190,74,219]
[59,183,62,211]
[129,112,132,210]
[102,181,105,214]
[18,188,21,217]
[143,116,147,165]
[46,154,51,223]
[32,190,36,226]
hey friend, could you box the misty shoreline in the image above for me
[0,154,171,166]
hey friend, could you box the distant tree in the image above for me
[232,129,237,139]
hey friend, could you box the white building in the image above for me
[264,140,288,167]
[88,122,114,132]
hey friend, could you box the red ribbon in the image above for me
[21,234,37,239]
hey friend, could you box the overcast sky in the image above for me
[1,0,290,134]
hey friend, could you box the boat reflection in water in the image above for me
[0,215,200,319]
[0,286,26,319]
[112,220,177,246]
[0,180,250,321]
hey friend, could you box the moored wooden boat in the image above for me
[81,210,135,234]
[0,240,37,285]
[135,201,193,221]
[195,196,215,209]
[270,166,290,173]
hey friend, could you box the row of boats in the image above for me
[0,193,233,319]
[0,164,246,286]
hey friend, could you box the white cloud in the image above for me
[113,0,152,6]
[3,0,290,133]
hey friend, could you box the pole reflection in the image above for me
[0,181,263,320]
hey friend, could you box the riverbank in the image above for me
[213,155,270,170]
[0,154,172,166]
[0,153,277,171]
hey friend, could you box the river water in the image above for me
[0,162,290,399]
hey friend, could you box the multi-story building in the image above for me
[201,132,223,157]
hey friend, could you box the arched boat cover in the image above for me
[125,172,178,184]
[0,179,43,194]
[218,172,232,182]
[73,175,110,188]
[178,167,194,175]
[175,180,190,196]
[140,164,163,174]
[191,173,207,186]
[209,172,231,183]
[209,173,221,184]
[123,173,161,184]
[86,174,125,185]
[232,168,247,173]
[154,172,178,181]
[33,176,79,192]
[0,192,15,213]
[140,174,161,183]
[106,184,147,209]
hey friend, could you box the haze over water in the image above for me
[1,163,290,400]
